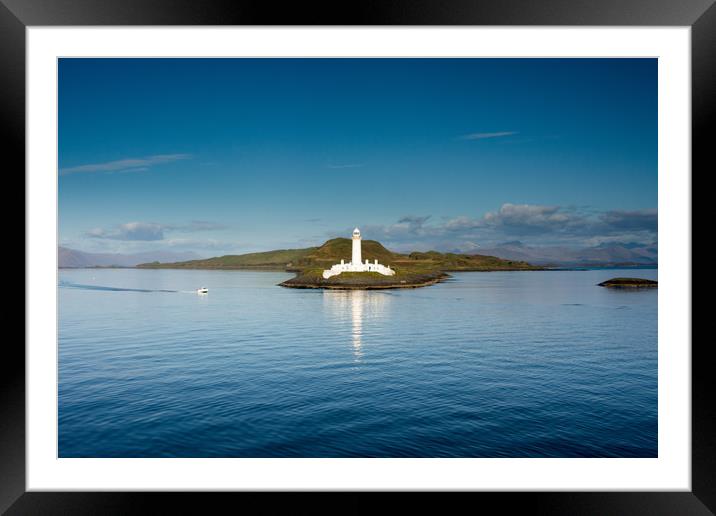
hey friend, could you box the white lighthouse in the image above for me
[322,228,396,279]
[352,227,362,265]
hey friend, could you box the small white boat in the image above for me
[197,287,208,294]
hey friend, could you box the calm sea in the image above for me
[58,268,657,457]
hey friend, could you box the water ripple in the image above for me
[59,268,657,457]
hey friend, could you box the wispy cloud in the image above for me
[75,236,249,258]
[167,220,228,232]
[326,163,365,169]
[59,154,191,176]
[397,215,431,227]
[460,131,518,140]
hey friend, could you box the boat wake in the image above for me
[59,281,177,293]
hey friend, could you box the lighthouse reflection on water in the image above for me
[322,289,391,362]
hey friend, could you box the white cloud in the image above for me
[86,220,226,241]
[87,222,165,241]
[600,209,657,232]
[330,203,657,251]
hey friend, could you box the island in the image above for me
[138,229,544,290]
[598,277,658,288]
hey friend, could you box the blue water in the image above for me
[58,268,657,458]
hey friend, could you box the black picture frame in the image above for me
[5,1,709,513]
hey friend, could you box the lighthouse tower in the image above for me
[321,228,394,279]
[352,227,362,265]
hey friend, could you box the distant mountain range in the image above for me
[59,247,201,268]
[473,241,657,266]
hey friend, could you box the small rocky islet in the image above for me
[598,277,657,288]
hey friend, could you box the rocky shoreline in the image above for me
[279,270,451,290]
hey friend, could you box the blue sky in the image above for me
[59,58,657,256]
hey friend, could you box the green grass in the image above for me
[138,247,317,269]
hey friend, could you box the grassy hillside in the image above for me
[138,247,317,270]
[395,250,538,272]
[137,238,541,272]
[291,238,399,270]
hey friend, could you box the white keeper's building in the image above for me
[322,228,396,279]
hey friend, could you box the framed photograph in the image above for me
[7,0,709,513]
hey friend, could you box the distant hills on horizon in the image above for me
[473,240,657,267]
[59,239,657,269]
[58,246,202,268]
